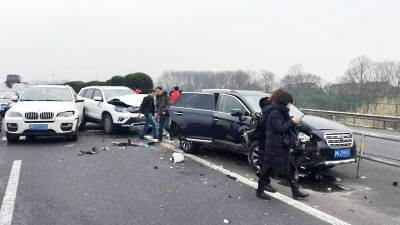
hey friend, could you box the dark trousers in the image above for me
[139,113,158,138]
[158,115,170,141]
[257,164,298,192]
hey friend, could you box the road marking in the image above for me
[0,160,22,225]
[147,136,351,225]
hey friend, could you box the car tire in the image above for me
[103,114,116,135]
[78,115,86,131]
[69,125,78,142]
[248,141,260,171]
[179,133,198,153]
[6,133,20,143]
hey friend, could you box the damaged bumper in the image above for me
[313,158,356,167]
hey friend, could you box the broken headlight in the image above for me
[128,107,139,113]
[298,132,311,143]
[114,107,129,113]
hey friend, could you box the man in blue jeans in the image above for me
[155,86,171,143]
[138,89,158,140]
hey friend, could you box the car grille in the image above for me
[40,112,54,120]
[324,132,353,148]
[25,112,39,119]
[24,112,54,120]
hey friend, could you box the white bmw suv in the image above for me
[4,85,84,142]
[78,86,147,134]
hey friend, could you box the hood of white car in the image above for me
[11,101,75,113]
[107,94,146,107]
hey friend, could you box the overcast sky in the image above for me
[1,0,399,83]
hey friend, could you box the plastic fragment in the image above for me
[349,209,355,212]
[224,219,230,224]
[227,174,237,181]
[360,176,367,179]
[393,181,398,187]
[327,188,332,192]
[153,166,158,169]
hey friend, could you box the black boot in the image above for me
[292,188,309,199]
[256,191,270,200]
[264,184,277,193]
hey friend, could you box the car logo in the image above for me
[339,135,344,141]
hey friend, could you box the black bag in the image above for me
[247,112,262,142]
[282,129,297,149]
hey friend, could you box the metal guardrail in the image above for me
[352,130,400,177]
[302,108,400,130]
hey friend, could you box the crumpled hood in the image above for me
[11,101,76,113]
[107,94,147,107]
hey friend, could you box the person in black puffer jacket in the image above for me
[256,91,310,200]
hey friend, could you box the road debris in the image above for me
[360,176,368,179]
[365,187,372,191]
[78,148,99,156]
[170,153,185,163]
[102,147,110,151]
[349,209,355,213]
[100,136,105,142]
[249,178,255,181]
[227,174,237,181]
[153,166,159,169]
[327,188,332,192]
[228,195,233,198]
[213,185,218,187]
[170,166,174,169]
[224,219,230,224]
[393,181,398,187]
[365,195,369,199]
[65,144,75,147]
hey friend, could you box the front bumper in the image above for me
[114,114,147,129]
[313,158,356,167]
[4,116,78,136]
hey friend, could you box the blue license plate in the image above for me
[334,149,350,158]
[29,124,48,130]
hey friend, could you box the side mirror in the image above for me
[231,109,243,117]
[11,96,19,102]
[76,96,85,103]
[93,96,103,102]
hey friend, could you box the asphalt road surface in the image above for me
[0,123,399,225]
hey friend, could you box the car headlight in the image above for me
[57,111,75,117]
[7,111,22,117]
[114,107,129,113]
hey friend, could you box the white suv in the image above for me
[78,86,147,134]
[4,85,84,142]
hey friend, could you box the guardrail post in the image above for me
[356,132,365,178]
[395,104,398,117]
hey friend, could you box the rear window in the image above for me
[174,93,215,111]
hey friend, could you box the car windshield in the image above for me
[243,95,305,117]
[104,89,135,100]
[0,91,15,99]
[7,75,19,80]
[20,87,73,102]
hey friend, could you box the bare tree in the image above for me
[343,56,373,98]
[259,70,276,92]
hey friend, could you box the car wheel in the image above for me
[248,141,260,171]
[179,133,198,153]
[103,114,116,135]
[78,115,86,131]
[69,125,78,141]
[6,133,20,143]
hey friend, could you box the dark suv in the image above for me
[169,89,357,171]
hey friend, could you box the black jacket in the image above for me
[155,91,171,115]
[139,95,155,115]
[263,102,296,175]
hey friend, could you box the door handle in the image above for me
[174,112,184,116]
[214,118,220,122]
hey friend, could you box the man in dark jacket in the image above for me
[155,86,171,143]
[256,91,309,200]
[138,89,157,140]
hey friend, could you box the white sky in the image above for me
[1,0,399,83]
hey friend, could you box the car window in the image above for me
[79,90,86,97]
[83,89,94,99]
[217,95,250,116]
[173,93,195,107]
[184,94,215,110]
[93,89,102,99]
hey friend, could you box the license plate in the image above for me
[29,124,48,130]
[0,107,5,112]
[334,149,350,159]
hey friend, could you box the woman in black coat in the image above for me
[256,91,309,200]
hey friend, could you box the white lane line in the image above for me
[0,160,22,225]
[147,136,350,225]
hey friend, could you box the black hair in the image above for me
[174,86,179,91]
[155,86,162,91]
[169,91,174,96]
[149,89,155,93]
[179,90,182,93]
[259,97,269,109]
[274,91,294,106]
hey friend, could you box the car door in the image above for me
[82,89,95,119]
[71,88,83,124]
[169,92,215,142]
[212,94,251,150]
[91,89,105,120]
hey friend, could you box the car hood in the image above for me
[107,94,146,107]
[11,101,75,113]
[300,115,350,131]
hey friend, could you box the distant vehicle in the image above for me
[4,85,84,143]
[78,86,147,134]
[0,89,18,122]
[5,74,23,88]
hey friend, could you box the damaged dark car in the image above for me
[169,89,357,172]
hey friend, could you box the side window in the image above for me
[217,95,250,116]
[185,94,215,110]
[93,89,102,99]
[79,90,86,97]
[83,89,94,99]
[174,93,195,107]
[70,89,78,101]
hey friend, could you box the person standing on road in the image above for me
[256,91,309,200]
[138,89,158,140]
[155,86,171,143]
[170,86,180,104]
